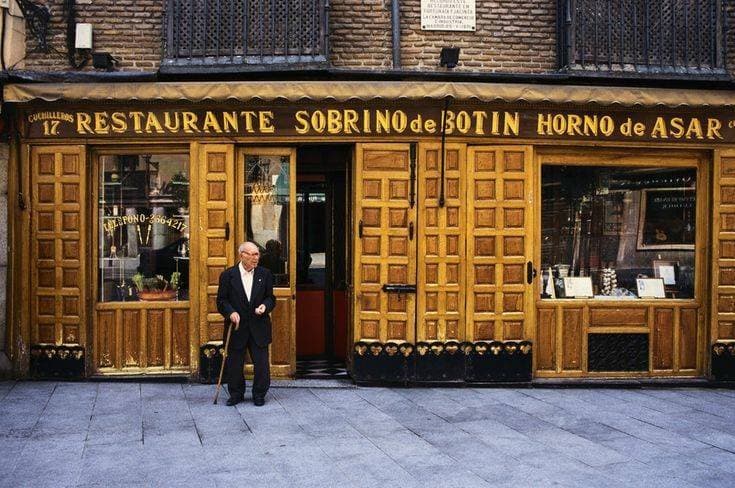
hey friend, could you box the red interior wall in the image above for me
[296,290,325,357]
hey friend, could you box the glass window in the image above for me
[98,154,189,302]
[541,165,696,300]
[245,154,290,287]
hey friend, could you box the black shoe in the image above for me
[226,397,243,406]
[253,397,265,406]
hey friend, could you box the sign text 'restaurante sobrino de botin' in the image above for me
[23,105,733,143]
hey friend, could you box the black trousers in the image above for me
[225,336,270,400]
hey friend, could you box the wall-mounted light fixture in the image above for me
[439,47,461,69]
[92,52,117,71]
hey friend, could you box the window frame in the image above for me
[91,145,192,305]
[535,148,709,306]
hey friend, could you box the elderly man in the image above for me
[217,241,276,406]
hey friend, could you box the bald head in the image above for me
[238,241,260,270]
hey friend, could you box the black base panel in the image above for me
[588,334,649,372]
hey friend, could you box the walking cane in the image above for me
[213,320,237,405]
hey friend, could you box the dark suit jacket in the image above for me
[216,264,276,348]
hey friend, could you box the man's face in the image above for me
[240,246,260,270]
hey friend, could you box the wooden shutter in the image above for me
[417,143,466,342]
[31,145,87,346]
[353,143,416,344]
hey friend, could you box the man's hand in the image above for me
[255,304,266,315]
[229,312,240,330]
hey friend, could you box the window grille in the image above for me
[559,0,727,77]
[163,0,328,71]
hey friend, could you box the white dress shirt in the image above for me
[239,263,254,301]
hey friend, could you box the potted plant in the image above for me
[132,272,177,301]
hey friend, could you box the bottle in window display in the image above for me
[554,264,569,298]
[542,267,555,298]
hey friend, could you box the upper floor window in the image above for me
[559,0,727,78]
[162,0,328,72]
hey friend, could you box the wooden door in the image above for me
[353,144,416,344]
[466,146,535,342]
[239,147,296,376]
[198,144,237,348]
[417,143,467,342]
[31,146,87,348]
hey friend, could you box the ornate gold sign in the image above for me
[22,103,735,143]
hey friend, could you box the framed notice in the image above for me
[563,277,594,298]
[653,260,678,285]
[637,188,696,250]
[421,0,476,31]
[636,278,666,298]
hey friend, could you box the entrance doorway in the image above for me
[295,146,351,378]
[352,143,535,348]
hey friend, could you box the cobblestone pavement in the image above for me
[1,381,734,487]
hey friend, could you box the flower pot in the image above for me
[137,290,177,301]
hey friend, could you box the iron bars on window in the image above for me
[559,0,727,78]
[163,0,328,71]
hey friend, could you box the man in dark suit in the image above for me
[217,241,276,406]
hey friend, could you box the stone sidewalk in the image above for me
[1,381,734,487]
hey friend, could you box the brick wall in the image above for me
[24,0,558,73]
[23,0,163,71]
[330,0,558,72]
[17,0,735,78]
[329,0,393,69]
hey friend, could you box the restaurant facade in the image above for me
[3,80,735,383]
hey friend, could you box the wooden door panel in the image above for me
[418,143,466,342]
[714,152,735,371]
[123,309,140,366]
[562,308,584,370]
[94,305,190,373]
[653,308,675,370]
[466,146,533,343]
[679,308,698,370]
[354,144,415,344]
[270,295,293,366]
[31,146,87,348]
[171,309,190,367]
[96,310,115,368]
[536,307,556,371]
[198,144,236,346]
[146,309,165,367]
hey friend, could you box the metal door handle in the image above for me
[224,222,230,241]
[382,284,417,293]
[409,221,414,240]
[358,219,364,238]
[526,261,537,284]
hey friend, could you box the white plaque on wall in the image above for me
[421,0,476,32]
